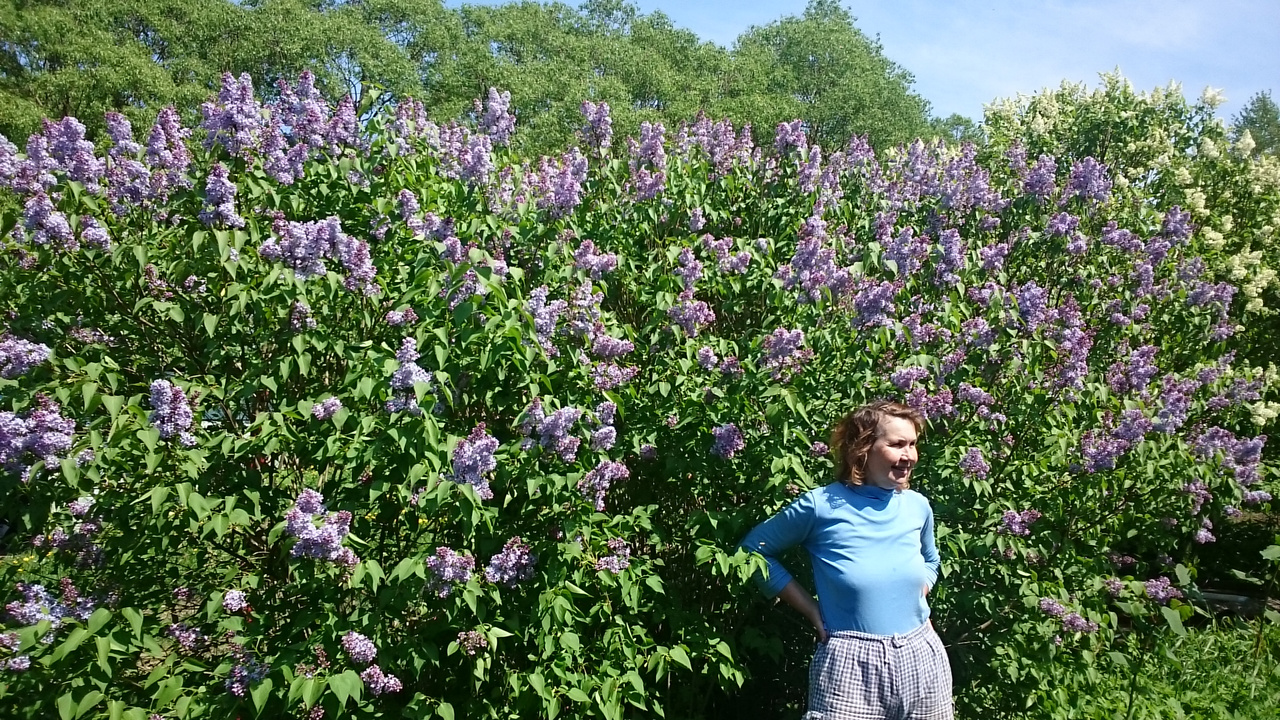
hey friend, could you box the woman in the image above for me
[740,400,952,720]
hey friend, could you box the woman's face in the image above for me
[862,415,919,490]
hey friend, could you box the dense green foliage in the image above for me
[0,0,937,155]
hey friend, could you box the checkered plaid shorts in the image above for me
[803,621,953,720]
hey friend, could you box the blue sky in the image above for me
[453,0,1279,122]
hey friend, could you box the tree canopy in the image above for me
[0,0,938,153]
[1231,90,1280,157]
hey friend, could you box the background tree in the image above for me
[728,0,933,149]
[0,0,937,155]
[1231,90,1280,157]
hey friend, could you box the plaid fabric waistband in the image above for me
[826,619,933,645]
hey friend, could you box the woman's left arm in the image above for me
[920,502,941,593]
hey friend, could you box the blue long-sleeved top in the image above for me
[739,482,941,636]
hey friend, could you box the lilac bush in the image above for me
[0,73,1275,720]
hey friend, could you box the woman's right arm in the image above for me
[739,492,825,641]
[776,579,828,643]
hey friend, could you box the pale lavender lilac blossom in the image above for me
[342,631,377,665]
[312,397,342,420]
[425,547,474,598]
[484,537,536,586]
[284,490,359,567]
[711,423,745,459]
[595,538,631,573]
[360,665,402,695]
[448,424,499,499]
[578,460,630,510]
[0,336,51,378]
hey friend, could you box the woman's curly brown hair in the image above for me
[830,400,925,487]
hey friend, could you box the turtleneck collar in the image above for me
[847,483,896,500]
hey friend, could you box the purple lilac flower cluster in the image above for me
[199,73,263,159]
[590,333,634,360]
[20,192,75,250]
[580,101,613,152]
[959,448,991,479]
[1194,517,1215,544]
[578,460,630,511]
[776,216,850,303]
[290,301,316,332]
[68,495,94,517]
[565,280,602,340]
[312,397,343,420]
[527,286,568,355]
[360,665,402,695]
[843,280,896,330]
[426,547,475,598]
[1038,597,1066,617]
[1182,481,1212,515]
[457,630,487,656]
[284,489,359,566]
[592,362,639,391]
[0,395,76,478]
[429,124,494,185]
[701,234,751,274]
[891,366,930,392]
[5,581,96,646]
[448,424,499,500]
[518,399,584,462]
[386,337,432,415]
[476,88,516,146]
[1060,612,1100,633]
[1143,577,1183,604]
[760,328,813,382]
[222,590,247,613]
[258,216,377,295]
[1063,157,1112,204]
[342,631,377,665]
[1192,427,1268,501]
[590,401,618,451]
[385,307,418,327]
[198,163,245,228]
[595,538,631,574]
[225,647,270,698]
[999,509,1041,536]
[678,114,756,177]
[774,120,807,155]
[573,239,619,279]
[148,379,196,446]
[165,623,205,652]
[527,148,588,217]
[0,335,51,378]
[628,122,667,200]
[485,537,536,586]
[711,423,745,459]
[667,297,716,337]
